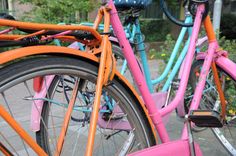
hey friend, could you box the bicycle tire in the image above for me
[187,60,236,155]
[0,55,155,156]
[112,42,141,90]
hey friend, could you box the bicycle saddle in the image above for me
[113,0,152,11]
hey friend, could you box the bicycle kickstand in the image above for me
[185,115,197,156]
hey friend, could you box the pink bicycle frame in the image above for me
[30,1,236,155]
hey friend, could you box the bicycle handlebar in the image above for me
[160,0,193,27]
[160,0,209,27]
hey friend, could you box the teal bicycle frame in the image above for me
[132,16,193,93]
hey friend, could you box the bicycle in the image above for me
[0,0,235,155]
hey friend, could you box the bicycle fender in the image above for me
[115,72,158,141]
[0,45,99,65]
[0,46,157,141]
[215,56,236,81]
[196,52,236,82]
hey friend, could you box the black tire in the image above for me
[0,55,155,156]
[112,43,141,91]
[186,60,236,155]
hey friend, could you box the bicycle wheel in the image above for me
[0,55,155,155]
[186,60,236,155]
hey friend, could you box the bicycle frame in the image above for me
[129,16,193,93]
[1,1,236,155]
[0,6,156,155]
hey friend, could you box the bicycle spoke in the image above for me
[48,103,59,154]
[43,77,60,152]
[0,131,19,156]
[1,92,30,156]
[118,131,135,156]
[56,78,79,155]
[71,124,84,156]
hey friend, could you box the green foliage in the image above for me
[219,37,236,62]
[153,0,180,9]
[225,78,236,115]
[19,0,96,23]
[158,34,176,63]
[149,34,183,64]
[148,33,236,64]
[140,20,171,42]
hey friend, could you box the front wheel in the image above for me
[0,55,155,155]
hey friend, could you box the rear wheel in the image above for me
[0,55,155,155]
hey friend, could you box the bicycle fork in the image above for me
[85,6,116,156]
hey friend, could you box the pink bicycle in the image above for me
[0,0,235,155]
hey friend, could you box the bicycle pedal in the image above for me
[189,110,223,127]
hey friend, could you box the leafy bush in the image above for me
[140,20,171,42]
[149,34,236,63]
[220,14,236,39]
[19,0,95,23]
[149,34,183,63]
[219,37,236,62]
